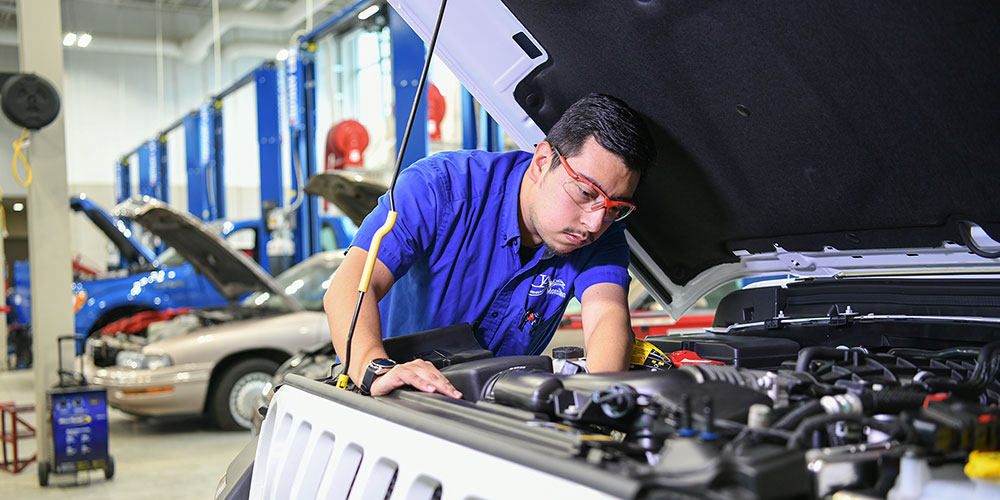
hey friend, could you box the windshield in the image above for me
[156,247,186,267]
[241,252,344,311]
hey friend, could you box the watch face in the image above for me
[371,358,396,369]
[368,358,396,376]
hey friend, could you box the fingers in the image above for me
[369,359,463,399]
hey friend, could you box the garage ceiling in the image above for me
[0,0,362,60]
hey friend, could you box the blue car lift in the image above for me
[117,62,285,273]
[287,0,423,263]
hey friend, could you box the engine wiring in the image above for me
[336,0,450,390]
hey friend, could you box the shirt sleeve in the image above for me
[350,161,441,282]
[573,222,632,301]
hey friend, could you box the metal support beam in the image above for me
[481,107,503,152]
[195,101,225,220]
[389,6,429,169]
[288,44,321,263]
[462,87,478,150]
[18,0,73,466]
[115,159,131,204]
[137,137,169,202]
[183,113,210,220]
[255,64,283,273]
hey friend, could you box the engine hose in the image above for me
[859,388,928,414]
[773,400,824,430]
[786,413,901,449]
[888,346,980,360]
[795,346,870,372]
[969,341,1000,388]
[924,340,1000,396]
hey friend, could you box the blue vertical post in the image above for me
[481,108,503,152]
[302,51,321,260]
[462,87,478,150]
[184,112,212,220]
[255,63,283,273]
[211,100,226,219]
[155,135,169,203]
[137,138,168,202]
[114,159,130,204]
[114,158,133,268]
[137,142,154,198]
[197,101,225,220]
[285,46,312,262]
[389,6,429,169]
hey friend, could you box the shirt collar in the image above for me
[499,152,532,248]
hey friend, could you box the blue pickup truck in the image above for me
[8,197,231,353]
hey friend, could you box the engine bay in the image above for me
[420,331,1000,498]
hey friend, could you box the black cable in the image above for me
[786,413,901,449]
[772,400,824,430]
[387,0,449,213]
[888,346,980,360]
[341,290,365,386]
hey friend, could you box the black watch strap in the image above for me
[359,358,396,395]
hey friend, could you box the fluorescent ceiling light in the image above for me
[357,5,379,20]
[77,33,92,48]
[275,48,289,61]
[62,32,77,46]
[12,202,23,212]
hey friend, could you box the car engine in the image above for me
[429,332,1000,499]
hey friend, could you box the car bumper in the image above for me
[85,359,212,416]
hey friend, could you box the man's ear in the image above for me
[528,141,553,182]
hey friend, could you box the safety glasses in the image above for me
[552,145,636,222]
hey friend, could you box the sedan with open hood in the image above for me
[85,197,342,430]
[223,2,1000,499]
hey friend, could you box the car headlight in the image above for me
[115,351,173,370]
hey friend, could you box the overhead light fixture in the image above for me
[357,5,380,20]
[62,32,77,46]
[276,48,289,61]
[12,202,24,212]
[77,33,92,48]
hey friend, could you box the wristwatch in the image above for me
[359,358,397,395]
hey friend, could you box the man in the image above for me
[323,93,655,397]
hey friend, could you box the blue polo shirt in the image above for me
[350,149,631,357]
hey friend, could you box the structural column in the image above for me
[17,0,74,465]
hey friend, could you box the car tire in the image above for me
[210,358,279,431]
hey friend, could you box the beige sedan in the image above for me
[85,250,342,430]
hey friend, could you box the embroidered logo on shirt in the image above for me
[529,274,567,298]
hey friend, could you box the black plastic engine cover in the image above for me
[384,323,494,368]
[440,356,552,402]
[561,371,770,422]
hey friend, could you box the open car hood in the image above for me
[389,1,1000,316]
[72,195,157,267]
[112,196,298,308]
[304,171,386,227]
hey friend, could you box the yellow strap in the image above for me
[358,211,397,293]
[12,128,32,187]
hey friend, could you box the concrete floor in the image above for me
[0,367,251,499]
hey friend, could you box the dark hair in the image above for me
[545,93,655,176]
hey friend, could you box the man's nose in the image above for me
[580,207,606,232]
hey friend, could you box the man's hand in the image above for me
[369,359,463,398]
